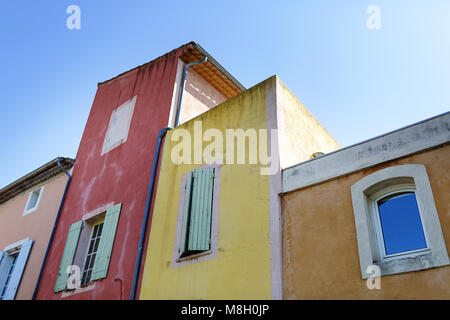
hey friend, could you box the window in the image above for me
[23,186,44,215]
[375,191,427,259]
[54,203,122,292]
[0,239,33,300]
[101,96,136,155]
[172,165,220,267]
[0,253,18,300]
[81,220,104,286]
[351,164,449,278]
[179,167,215,258]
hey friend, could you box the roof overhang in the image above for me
[98,41,245,99]
[0,157,75,205]
[179,42,245,99]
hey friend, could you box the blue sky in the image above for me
[0,0,449,188]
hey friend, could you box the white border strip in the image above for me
[267,77,283,300]
[283,112,450,193]
[4,238,30,253]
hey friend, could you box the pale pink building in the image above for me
[0,158,74,300]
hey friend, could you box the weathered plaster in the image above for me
[283,112,450,194]
[281,145,450,299]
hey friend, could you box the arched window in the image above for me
[351,164,449,278]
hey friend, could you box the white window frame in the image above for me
[172,163,221,268]
[370,184,430,262]
[71,208,108,287]
[351,164,449,279]
[23,186,44,216]
[0,238,33,300]
[59,203,114,297]
[101,96,136,155]
[0,251,19,300]
[80,219,105,286]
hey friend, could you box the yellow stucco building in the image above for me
[138,76,339,299]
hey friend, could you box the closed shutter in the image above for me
[54,221,83,292]
[0,251,7,292]
[188,168,214,251]
[91,203,122,281]
[3,240,33,300]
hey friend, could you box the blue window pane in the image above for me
[377,192,427,255]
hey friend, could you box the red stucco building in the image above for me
[35,42,243,300]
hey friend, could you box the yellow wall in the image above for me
[277,80,340,169]
[140,79,272,299]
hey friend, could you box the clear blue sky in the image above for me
[1,0,449,188]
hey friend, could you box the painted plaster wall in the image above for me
[281,144,450,299]
[139,79,272,299]
[35,47,187,300]
[277,79,340,170]
[174,60,227,126]
[0,173,69,299]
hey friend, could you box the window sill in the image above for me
[22,207,38,216]
[371,251,449,278]
[61,282,96,298]
[381,248,431,262]
[176,250,212,263]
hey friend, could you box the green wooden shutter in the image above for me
[179,172,193,257]
[54,221,83,292]
[188,168,215,252]
[91,203,121,281]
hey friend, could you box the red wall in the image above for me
[36,45,187,300]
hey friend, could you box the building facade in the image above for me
[282,112,450,299]
[17,42,447,300]
[34,42,245,300]
[0,157,74,300]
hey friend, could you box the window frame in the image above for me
[369,184,430,262]
[0,252,18,300]
[80,219,105,287]
[54,203,122,294]
[23,186,44,216]
[101,96,136,155]
[172,163,221,268]
[0,238,33,300]
[351,164,450,279]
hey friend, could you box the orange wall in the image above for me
[281,144,450,299]
[0,173,69,299]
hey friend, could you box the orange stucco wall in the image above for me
[0,173,69,299]
[281,144,450,299]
